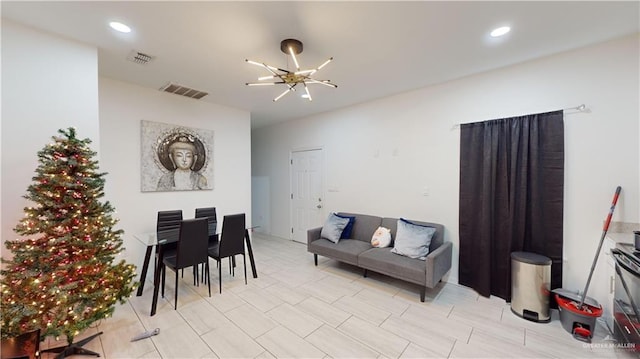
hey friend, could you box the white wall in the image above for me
[0,20,252,283]
[99,78,251,275]
[1,20,100,253]
[251,176,271,234]
[252,34,640,303]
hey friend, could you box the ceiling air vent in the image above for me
[159,82,208,100]
[127,50,154,65]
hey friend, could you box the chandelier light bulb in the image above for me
[317,58,333,70]
[289,47,301,70]
[274,88,294,102]
[303,85,312,101]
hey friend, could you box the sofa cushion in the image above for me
[309,238,372,266]
[321,213,350,243]
[335,213,356,239]
[391,218,436,260]
[358,247,425,285]
[337,213,382,243]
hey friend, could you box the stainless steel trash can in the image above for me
[511,251,551,323]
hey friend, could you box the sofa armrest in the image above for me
[307,227,322,247]
[425,241,452,288]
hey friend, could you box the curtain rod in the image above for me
[450,104,588,130]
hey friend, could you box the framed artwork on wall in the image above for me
[141,120,214,192]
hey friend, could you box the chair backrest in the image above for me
[219,213,246,257]
[176,218,209,268]
[194,207,217,238]
[1,328,40,359]
[157,210,183,232]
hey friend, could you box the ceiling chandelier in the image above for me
[245,39,337,102]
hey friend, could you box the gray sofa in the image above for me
[307,212,452,301]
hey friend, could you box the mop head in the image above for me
[556,294,602,315]
[567,300,597,313]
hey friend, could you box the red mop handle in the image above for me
[603,186,622,231]
[579,185,622,309]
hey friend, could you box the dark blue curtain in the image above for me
[458,110,564,300]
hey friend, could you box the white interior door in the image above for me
[290,149,323,243]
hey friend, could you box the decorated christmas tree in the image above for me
[1,128,137,356]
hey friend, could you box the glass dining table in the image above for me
[134,227,258,316]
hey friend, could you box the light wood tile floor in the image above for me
[40,234,637,358]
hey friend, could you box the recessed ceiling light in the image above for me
[490,26,510,37]
[109,21,131,33]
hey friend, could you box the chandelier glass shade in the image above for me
[246,39,337,102]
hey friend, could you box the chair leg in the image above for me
[201,262,206,284]
[206,261,211,297]
[193,265,198,286]
[314,254,318,266]
[202,261,209,285]
[174,270,179,310]
[219,259,223,294]
[161,264,166,298]
[243,254,247,285]
[420,287,426,302]
[232,256,236,276]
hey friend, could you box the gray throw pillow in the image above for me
[320,213,350,243]
[391,218,436,260]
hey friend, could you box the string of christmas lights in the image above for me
[1,128,137,346]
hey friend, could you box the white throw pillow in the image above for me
[371,226,392,248]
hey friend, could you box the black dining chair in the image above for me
[208,213,247,293]
[1,328,40,359]
[161,218,211,309]
[156,209,183,257]
[195,207,220,283]
[195,207,218,243]
[157,209,195,281]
